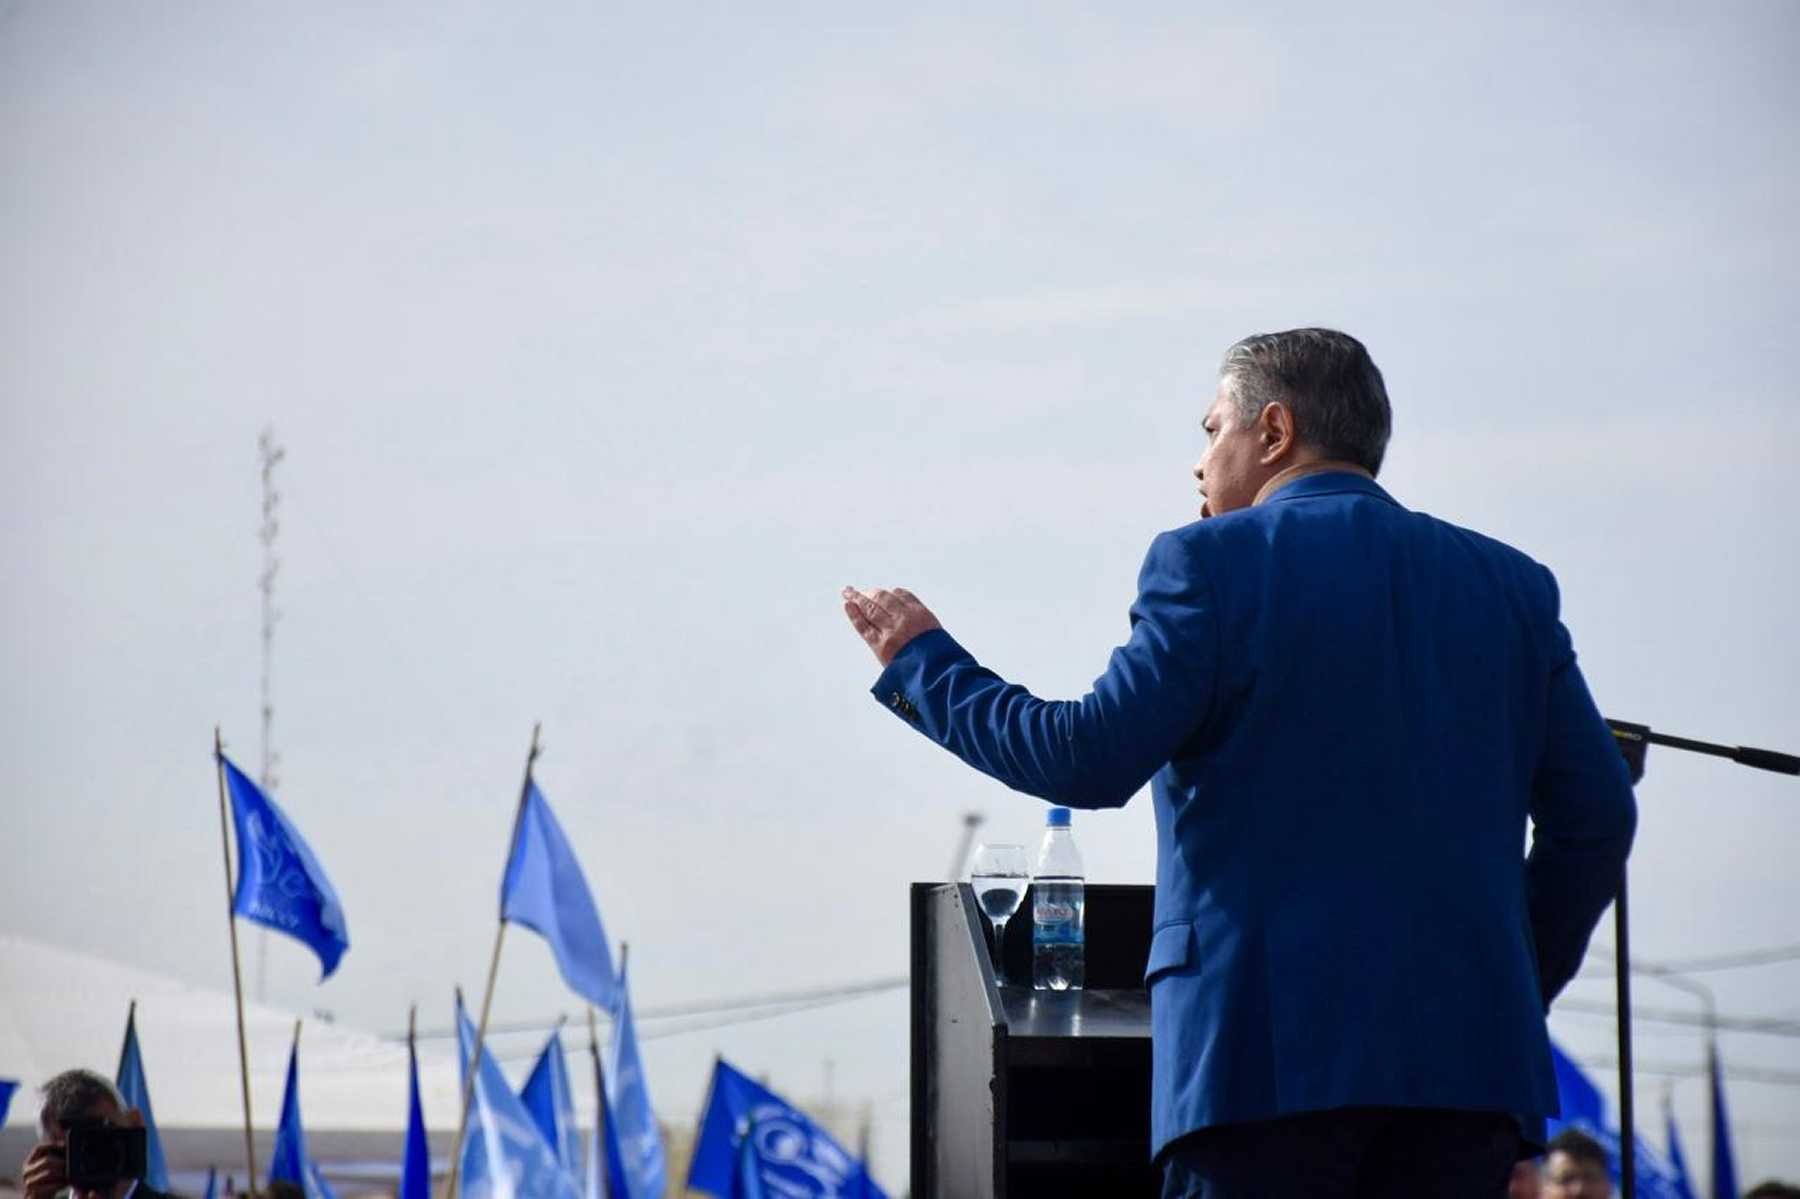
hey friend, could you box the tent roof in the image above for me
[0,936,466,1131]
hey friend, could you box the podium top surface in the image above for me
[998,985,1151,1041]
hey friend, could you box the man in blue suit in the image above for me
[842,328,1637,1197]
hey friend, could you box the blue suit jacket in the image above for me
[872,471,1636,1157]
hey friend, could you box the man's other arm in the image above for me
[1525,595,1639,1006]
[860,531,1219,810]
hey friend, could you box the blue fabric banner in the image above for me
[733,1129,767,1199]
[605,962,666,1199]
[1546,1040,1690,1199]
[115,1007,170,1191]
[521,1030,583,1185]
[1711,1050,1738,1199]
[219,754,350,979]
[270,1035,339,1199]
[400,1035,431,1199]
[499,780,618,1011]
[0,1078,16,1129]
[202,1167,217,1199]
[1664,1096,1698,1199]
[687,1059,886,1199]
[456,995,582,1199]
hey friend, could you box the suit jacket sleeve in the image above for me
[868,531,1219,809]
[1524,569,1639,1006]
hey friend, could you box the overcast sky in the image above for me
[4,0,1797,1188]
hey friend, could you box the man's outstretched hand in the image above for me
[842,586,943,667]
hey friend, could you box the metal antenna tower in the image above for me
[255,427,285,1002]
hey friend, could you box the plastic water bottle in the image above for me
[1032,807,1085,991]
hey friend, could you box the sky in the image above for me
[3,0,1797,1189]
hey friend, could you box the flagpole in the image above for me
[447,723,542,1199]
[215,728,260,1199]
[586,1004,608,1198]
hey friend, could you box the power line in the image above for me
[1576,1054,1800,1089]
[1585,941,1800,975]
[1554,997,1800,1038]
[405,975,908,1042]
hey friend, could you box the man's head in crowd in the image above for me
[1542,1128,1613,1199]
[28,1069,146,1199]
[1509,1157,1542,1199]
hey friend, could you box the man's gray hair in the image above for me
[1219,328,1393,475]
[38,1068,124,1135]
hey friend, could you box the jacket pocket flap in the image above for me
[1143,922,1192,985]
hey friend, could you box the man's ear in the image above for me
[1257,401,1297,465]
[123,1109,145,1130]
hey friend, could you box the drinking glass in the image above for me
[969,843,1030,985]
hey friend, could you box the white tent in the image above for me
[0,935,465,1132]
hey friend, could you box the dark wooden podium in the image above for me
[910,882,1159,1198]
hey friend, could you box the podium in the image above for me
[910,882,1159,1198]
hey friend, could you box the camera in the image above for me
[64,1124,148,1189]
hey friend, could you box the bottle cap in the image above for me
[1047,807,1071,828]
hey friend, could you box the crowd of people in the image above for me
[1504,1129,1799,1199]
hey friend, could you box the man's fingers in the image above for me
[843,600,880,641]
[841,587,889,624]
[862,588,905,619]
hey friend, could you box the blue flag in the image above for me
[687,1059,887,1199]
[0,1078,17,1128]
[733,1129,767,1199]
[115,1005,170,1191]
[270,1033,339,1199]
[219,755,350,979]
[499,781,618,1012]
[456,995,582,1199]
[202,1167,217,1199]
[401,1032,431,1199]
[585,1050,631,1199]
[521,1030,583,1184]
[605,962,666,1199]
[1546,1040,1690,1199]
[1664,1096,1697,1199]
[1711,1049,1738,1199]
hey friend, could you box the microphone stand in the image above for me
[1601,719,1798,1199]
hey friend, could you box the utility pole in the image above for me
[948,811,984,882]
[255,427,285,1003]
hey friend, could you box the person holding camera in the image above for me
[21,1069,178,1199]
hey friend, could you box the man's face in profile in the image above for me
[1542,1149,1613,1199]
[1193,383,1263,518]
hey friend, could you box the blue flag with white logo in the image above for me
[0,1078,17,1128]
[219,754,350,979]
[687,1059,886,1199]
[1711,1049,1738,1199]
[499,780,618,1012]
[457,995,582,1199]
[1664,1096,1697,1199]
[270,1033,339,1199]
[401,1031,431,1199]
[115,1005,170,1191]
[521,1030,583,1184]
[605,962,666,1199]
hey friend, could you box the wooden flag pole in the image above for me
[214,727,260,1199]
[446,723,542,1199]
